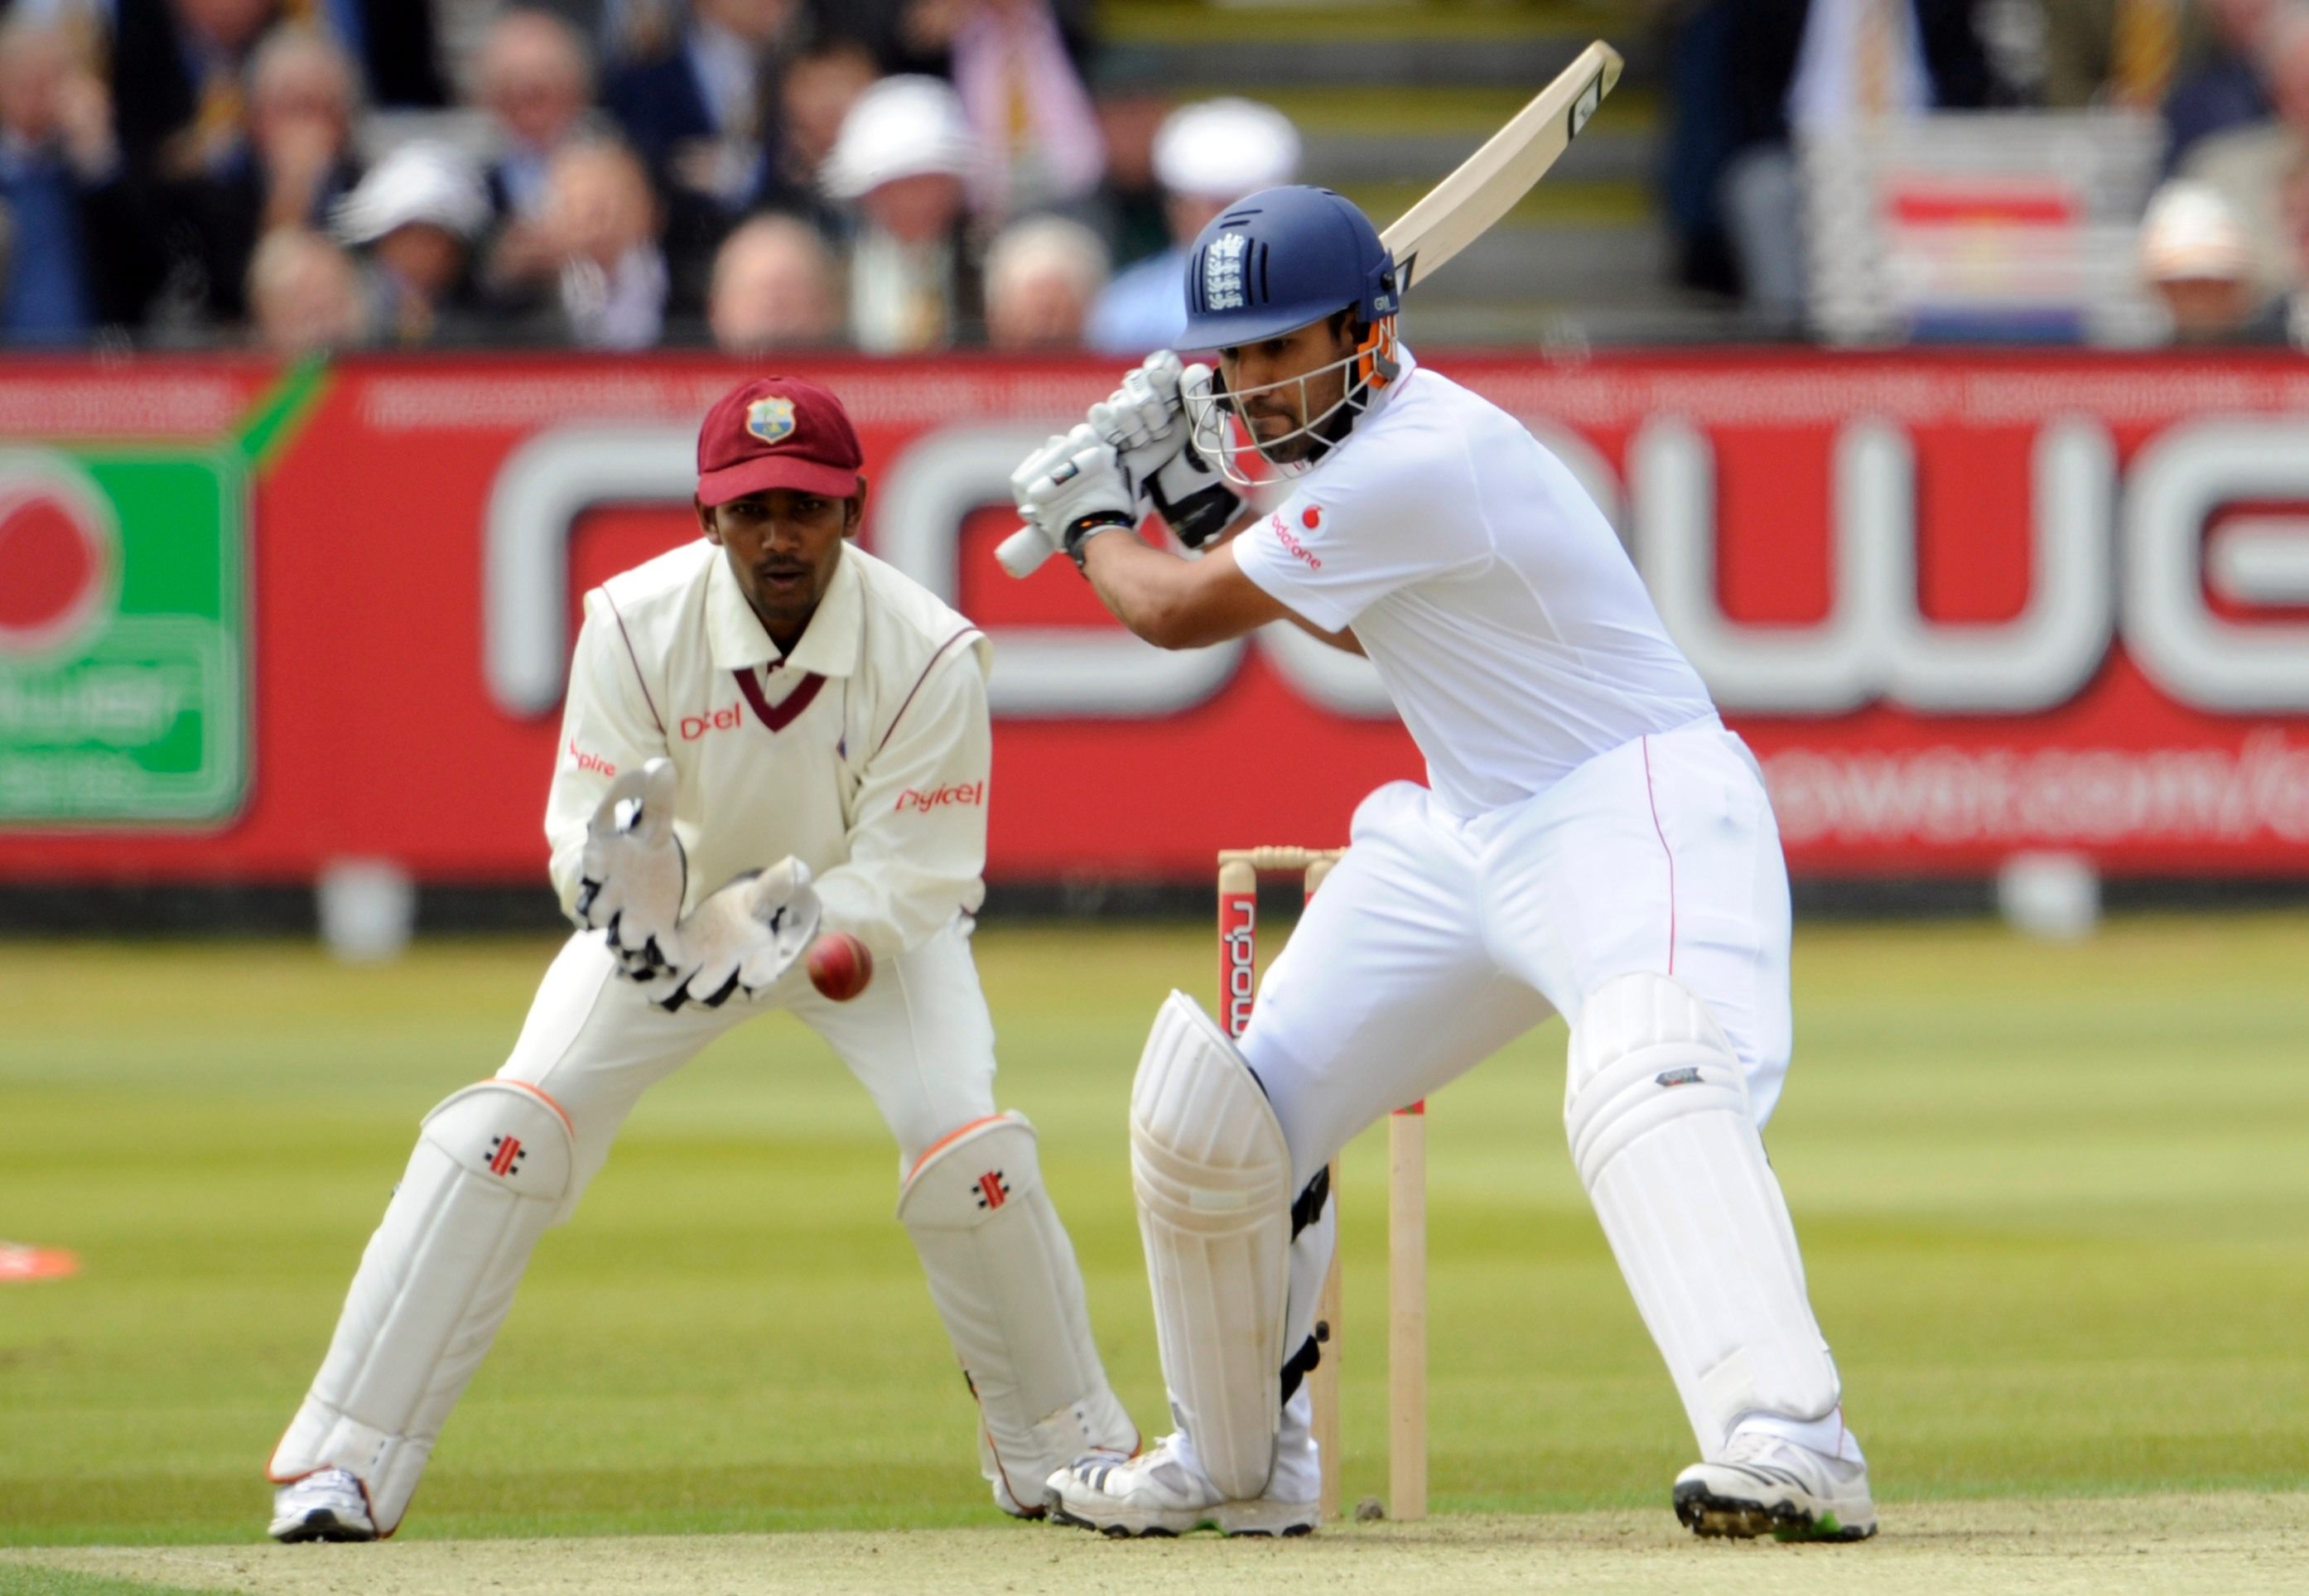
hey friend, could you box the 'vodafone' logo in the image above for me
[0,454,118,658]
[1270,513,1322,569]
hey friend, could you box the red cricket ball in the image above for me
[807,931,873,1001]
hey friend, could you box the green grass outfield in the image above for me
[2,917,2306,1563]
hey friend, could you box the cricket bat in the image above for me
[996,40,1624,578]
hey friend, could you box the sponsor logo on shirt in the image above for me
[1270,513,1323,570]
[894,780,986,813]
[680,705,745,740]
[566,739,616,777]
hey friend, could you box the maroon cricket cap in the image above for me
[695,376,865,507]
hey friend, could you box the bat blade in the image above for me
[1381,41,1622,297]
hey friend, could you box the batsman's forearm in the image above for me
[1079,529,1217,649]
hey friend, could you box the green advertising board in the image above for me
[0,446,247,824]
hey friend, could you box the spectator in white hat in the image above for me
[983,213,1106,347]
[1085,96,1299,354]
[2138,178,2259,342]
[822,73,977,350]
[331,140,490,345]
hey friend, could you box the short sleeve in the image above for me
[1230,432,1492,631]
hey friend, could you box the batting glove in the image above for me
[1088,352,1240,550]
[1010,423,1136,569]
[575,757,686,980]
[1152,363,1240,547]
[645,858,822,1012]
[1092,350,1193,489]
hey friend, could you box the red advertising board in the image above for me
[2,349,2307,882]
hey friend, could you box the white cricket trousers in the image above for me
[1241,711,1793,1188]
[1237,714,1801,1482]
[504,918,995,1197]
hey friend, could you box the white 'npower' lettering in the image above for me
[480,417,2309,721]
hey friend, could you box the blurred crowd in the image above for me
[19,0,2309,357]
[1661,0,2309,345]
[0,0,1303,355]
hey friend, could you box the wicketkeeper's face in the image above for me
[699,486,862,641]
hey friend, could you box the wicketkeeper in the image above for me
[267,376,1138,1541]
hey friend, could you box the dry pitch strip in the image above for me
[7,1493,2302,1595]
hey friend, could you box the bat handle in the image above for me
[995,523,1056,578]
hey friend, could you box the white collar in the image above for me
[706,539,864,677]
[1299,341,1416,476]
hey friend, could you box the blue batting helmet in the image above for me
[1179,186,1399,349]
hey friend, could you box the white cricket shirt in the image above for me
[547,538,991,960]
[1232,346,1715,817]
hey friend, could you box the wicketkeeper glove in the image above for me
[575,757,687,980]
[1089,351,1241,550]
[644,857,822,1012]
[1010,422,1137,569]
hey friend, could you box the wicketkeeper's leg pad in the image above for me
[1130,990,1294,1501]
[268,1080,574,1533]
[898,1111,1136,1504]
[1565,972,1839,1459]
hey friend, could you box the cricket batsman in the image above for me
[1008,186,1875,1542]
[267,376,1137,1541]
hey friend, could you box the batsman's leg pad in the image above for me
[1130,990,1294,1501]
[1565,972,1839,1459]
[897,1111,1136,1502]
[268,1080,574,1532]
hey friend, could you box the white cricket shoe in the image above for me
[981,1421,1138,1521]
[268,1467,377,1543]
[1044,1434,1316,1538]
[1673,1429,1878,1542]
